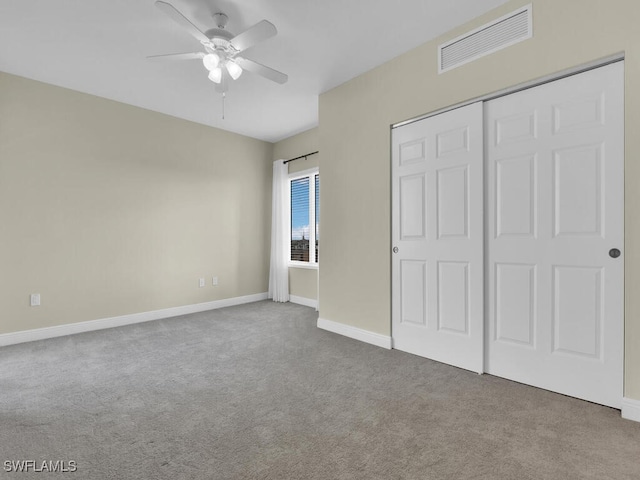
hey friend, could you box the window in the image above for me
[289,169,319,266]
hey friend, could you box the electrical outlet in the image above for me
[199,278,205,288]
[30,293,41,307]
[212,276,218,286]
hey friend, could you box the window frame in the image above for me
[288,167,319,269]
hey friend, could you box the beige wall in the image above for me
[288,268,318,302]
[318,0,640,400]
[0,72,273,335]
[273,128,319,301]
[274,127,319,174]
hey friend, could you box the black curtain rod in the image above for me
[283,151,319,164]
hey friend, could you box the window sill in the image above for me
[288,262,318,270]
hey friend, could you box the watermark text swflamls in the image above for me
[4,460,77,473]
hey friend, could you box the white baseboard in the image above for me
[317,317,392,349]
[622,397,640,423]
[0,292,268,347]
[289,295,317,309]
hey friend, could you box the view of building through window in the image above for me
[290,172,319,264]
[315,174,319,262]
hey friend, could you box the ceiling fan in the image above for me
[150,1,288,92]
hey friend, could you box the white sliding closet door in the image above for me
[392,102,484,373]
[485,63,624,408]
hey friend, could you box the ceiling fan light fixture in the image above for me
[208,67,222,84]
[202,53,220,71]
[226,60,243,80]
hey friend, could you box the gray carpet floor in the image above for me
[1,300,639,479]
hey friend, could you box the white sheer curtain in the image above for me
[268,159,290,302]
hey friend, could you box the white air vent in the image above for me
[439,4,532,73]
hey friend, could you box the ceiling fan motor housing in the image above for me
[205,28,233,41]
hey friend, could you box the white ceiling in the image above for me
[0,0,510,142]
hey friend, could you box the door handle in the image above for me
[609,248,621,258]
[393,246,399,253]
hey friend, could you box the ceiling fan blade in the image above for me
[155,1,209,44]
[235,57,288,84]
[229,20,277,52]
[147,52,205,61]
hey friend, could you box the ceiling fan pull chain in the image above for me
[222,92,226,120]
